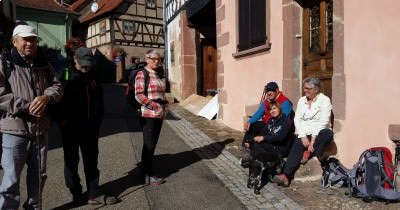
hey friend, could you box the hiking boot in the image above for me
[273,174,289,187]
[300,150,312,165]
[71,193,85,205]
[145,175,165,186]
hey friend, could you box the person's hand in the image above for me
[308,137,316,153]
[154,102,163,114]
[301,137,310,148]
[162,106,169,119]
[29,95,49,117]
[244,142,250,148]
[244,122,250,131]
[254,136,264,143]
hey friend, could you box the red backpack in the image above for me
[348,147,400,201]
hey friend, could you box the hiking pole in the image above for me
[36,117,42,210]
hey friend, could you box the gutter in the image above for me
[163,0,170,92]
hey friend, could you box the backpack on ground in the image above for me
[320,157,350,189]
[125,68,149,110]
[348,147,400,202]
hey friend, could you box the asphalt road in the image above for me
[4,83,245,210]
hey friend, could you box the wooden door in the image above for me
[302,0,333,98]
[202,45,217,95]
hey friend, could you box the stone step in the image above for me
[292,158,323,182]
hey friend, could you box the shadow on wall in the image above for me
[94,49,116,83]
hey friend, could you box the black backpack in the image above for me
[125,68,149,110]
[320,157,350,189]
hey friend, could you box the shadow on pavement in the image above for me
[47,83,144,151]
[100,139,234,200]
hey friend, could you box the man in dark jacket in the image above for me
[0,24,63,209]
[59,47,105,205]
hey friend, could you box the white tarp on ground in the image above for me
[197,94,219,120]
[180,94,213,115]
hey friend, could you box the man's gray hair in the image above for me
[303,77,320,92]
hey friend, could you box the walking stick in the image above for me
[36,118,42,210]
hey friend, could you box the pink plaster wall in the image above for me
[218,0,400,167]
[218,0,285,130]
[337,1,400,166]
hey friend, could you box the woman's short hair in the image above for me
[145,49,160,59]
[303,77,320,92]
[267,100,282,113]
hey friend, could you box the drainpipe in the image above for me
[163,0,170,92]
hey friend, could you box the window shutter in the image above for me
[250,0,266,48]
[238,0,250,51]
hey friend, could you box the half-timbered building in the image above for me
[76,0,164,82]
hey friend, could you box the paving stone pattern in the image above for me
[167,104,400,210]
[166,108,304,210]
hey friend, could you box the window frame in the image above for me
[123,20,135,35]
[233,0,271,58]
[145,0,157,9]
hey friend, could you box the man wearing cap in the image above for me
[59,47,107,205]
[244,82,293,131]
[0,24,63,209]
[241,82,293,164]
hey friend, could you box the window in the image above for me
[146,0,156,9]
[237,0,266,51]
[123,20,135,34]
[99,20,106,34]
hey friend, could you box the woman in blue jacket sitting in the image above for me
[244,100,294,159]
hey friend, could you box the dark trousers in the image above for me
[283,129,333,177]
[251,143,290,159]
[242,121,267,146]
[139,117,163,176]
[61,121,100,198]
[243,121,290,158]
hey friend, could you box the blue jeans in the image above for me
[0,133,48,210]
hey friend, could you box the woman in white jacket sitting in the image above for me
[273,77,334,187]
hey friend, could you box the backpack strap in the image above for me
[140,68,150,97]
[348,150,370,197]
[0,51,14,80]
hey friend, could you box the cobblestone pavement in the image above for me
[168,104,400,210]
[166,108,302,210]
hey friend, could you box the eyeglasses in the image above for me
[303,86,313,90]
[147,57,161,62]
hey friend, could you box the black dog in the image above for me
[247,152,283,194]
